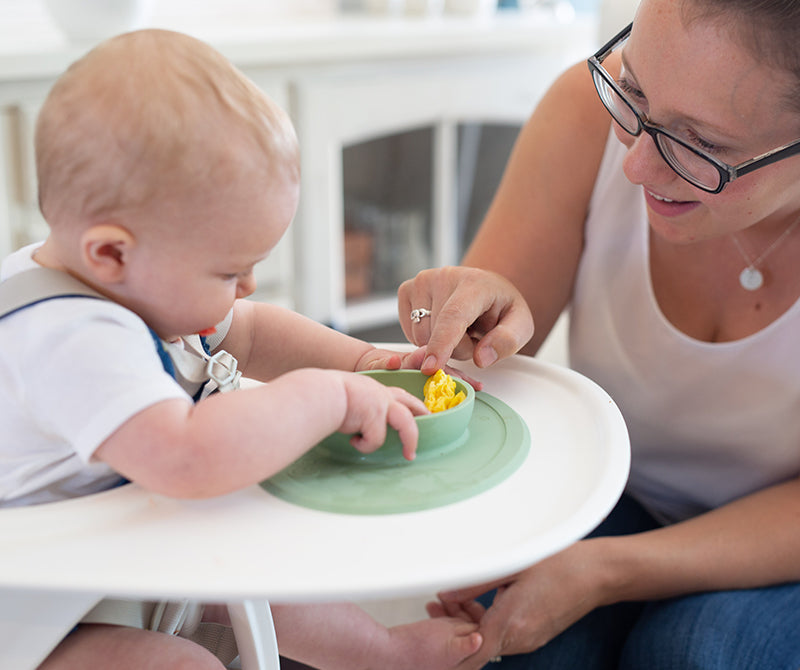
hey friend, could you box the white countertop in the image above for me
[0,2,596,81]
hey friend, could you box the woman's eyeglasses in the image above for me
[587,23,800,193]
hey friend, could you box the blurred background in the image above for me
[0,0,639,346]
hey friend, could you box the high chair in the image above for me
[0,351,629,670]
[227,600,280,670]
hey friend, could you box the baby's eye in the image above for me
[220,273,239,281]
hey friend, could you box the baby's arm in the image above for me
[218,300,403,381]
[93,366,426,498]
[221,300,483,387]
[271,603,482,670]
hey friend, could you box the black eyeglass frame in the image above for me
[587,23,800,194]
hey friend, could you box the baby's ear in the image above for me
[80,224,136,283]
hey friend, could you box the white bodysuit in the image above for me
[0,244,190,506]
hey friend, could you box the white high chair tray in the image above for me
[0,351,629,603]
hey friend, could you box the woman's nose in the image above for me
[620,129,674,186]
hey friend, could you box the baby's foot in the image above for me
[381,616,482,670]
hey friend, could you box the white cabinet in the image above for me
[292,47,588,330]
[0,103,47,260]
[0,7,596,322]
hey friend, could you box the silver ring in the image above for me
[489,657,503,663]
[410,307,431,323]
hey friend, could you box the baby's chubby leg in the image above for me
[272,602,482,670]
[38,624,226,670]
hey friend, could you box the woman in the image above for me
[399,0,800,667]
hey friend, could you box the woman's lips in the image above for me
[644,188,701,217]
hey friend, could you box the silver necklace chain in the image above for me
[731,217,800,291]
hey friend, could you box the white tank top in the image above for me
[569,132,800,523]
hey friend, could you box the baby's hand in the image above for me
[339,372,428,460]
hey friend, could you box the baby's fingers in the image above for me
[387,387,427,461]
[349,388,423,460]
[349,422,388,453]
[387,400,420,461]
[389,386,429,416]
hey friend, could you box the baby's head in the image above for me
[34,29,300,337]
[35,28,299,249]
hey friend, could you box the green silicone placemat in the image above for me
[260,391,530,515]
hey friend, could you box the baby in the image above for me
[0,29,481,670]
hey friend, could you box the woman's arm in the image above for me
[434,475,800,666]
[603,477,800,599]
[463,60,611,354]
[399,60,612,370]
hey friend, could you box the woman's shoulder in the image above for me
[500,60,615,229]
[543,60,612,157]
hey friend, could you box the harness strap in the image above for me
[0,268,241,396]
[0,268,106,318]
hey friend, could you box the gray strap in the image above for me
[81,599,202,633]
[186,622,240,666]
[0,268,241,394]
[80,599,159,629]
[80,599,238,664]
[0,268,106,319]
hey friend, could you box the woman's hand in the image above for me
[398,267,534,375]
[427,540,612,667]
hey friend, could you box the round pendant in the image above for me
[739,266,764,291]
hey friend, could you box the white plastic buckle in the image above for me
[206,350,241,393]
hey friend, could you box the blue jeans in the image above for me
[484,495,800,670]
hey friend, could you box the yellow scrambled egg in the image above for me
[423,369,466,413]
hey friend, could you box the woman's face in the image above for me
[616,0,800,243]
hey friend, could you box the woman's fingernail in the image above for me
[423,355,437,370]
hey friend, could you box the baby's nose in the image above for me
[236,272,256,298]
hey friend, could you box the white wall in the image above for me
[599,0,640,41]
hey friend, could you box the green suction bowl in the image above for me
[317,369,475,465]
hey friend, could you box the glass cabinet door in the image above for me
[343,128,433,305]
[343,124,520,339]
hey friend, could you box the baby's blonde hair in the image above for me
[35,29,299,230]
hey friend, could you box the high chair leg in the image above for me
[227,600,280,670]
